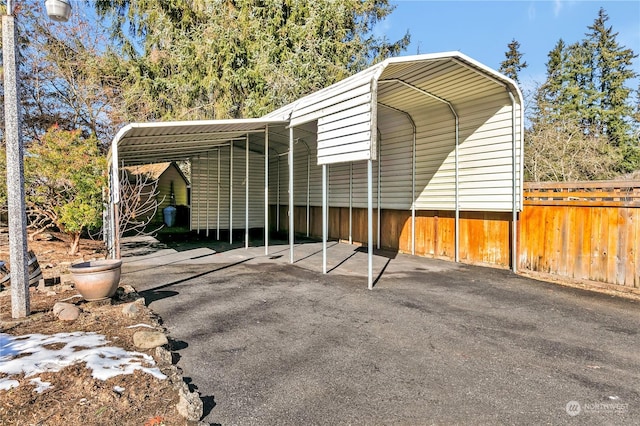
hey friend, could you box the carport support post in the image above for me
[455,117,459,263]
[349,162,353,244]
[322,164,327,274]
[377,139,381,250]
[411,126,416,256]
[306,152,310,237]
[196,157,200,234]
[245,135,249,249]
[206,151,210,238]
[264,126,269,255]
[289,126,294,263]
[217,148,220,240]
[277,157,280,232]
[367,159,373,290]
[508,91,518,273]
[230,141,233,245]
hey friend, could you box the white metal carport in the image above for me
[107,51,523,289]
[107,118,288,257]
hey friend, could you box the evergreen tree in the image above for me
[586,8,637,148]
[534,39,567,120]
[528,8,639,178]
[499,39,527,83]
[94,0,410,121]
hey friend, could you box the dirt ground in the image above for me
[0,232,191,425]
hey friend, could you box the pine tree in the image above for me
[94,0,410,121]
[499,39,527,83]
[528,8,639,178]
[534,39,567,121]
[586,8,637,149]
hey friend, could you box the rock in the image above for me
[53,302,75,317]
[165,366,184,386]
[121,302,140,317]
[119,284,137,294]
[116,284,140,302]
[60,274,73,284]
[155,346,173,366]
[34,232,53,241]
[176,387,203,421]
[58,306,80,322]
[132,331,168,349]
[59,283,74,292]
[133,297,146,306]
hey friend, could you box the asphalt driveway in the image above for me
[121,237,640,425]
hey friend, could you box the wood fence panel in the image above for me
[328,208,341,240]
[520,181,640,290]
[266,180,638,291]
[414,211,436,256]
[437,212,456,259]
[380,210,411,251]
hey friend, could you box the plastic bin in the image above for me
[163,205,177,227]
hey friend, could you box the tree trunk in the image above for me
[28,227,49,241]
[69,232,81,255]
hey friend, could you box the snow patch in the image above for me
[0,378,19,391]
[0,332,166,392]
[29,377,53,393]
[126,323,155,329]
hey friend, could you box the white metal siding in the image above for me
[457,94,521,211]
[191,145,265,231]
[286,67,379,166]
[266,99,521,213]
[414,104,457,210]
[377,107,414,210]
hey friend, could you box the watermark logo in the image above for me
[566,401,581,417]
[565,399,629,416]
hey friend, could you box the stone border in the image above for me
[121,285,207,424]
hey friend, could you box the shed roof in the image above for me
[123,161,190,185]
[123,162,172,180]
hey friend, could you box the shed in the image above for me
[107,52,523,288]
[123,161,190,224]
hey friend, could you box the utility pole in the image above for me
[3,1,30,318]
[3,0,72,318]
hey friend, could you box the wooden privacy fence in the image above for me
[519,180,640,290]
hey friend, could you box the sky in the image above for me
[377,0,640,93]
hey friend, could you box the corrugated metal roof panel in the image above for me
[110,118,289,166]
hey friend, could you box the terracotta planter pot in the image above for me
[70,259,122,301]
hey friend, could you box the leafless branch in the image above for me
[118,169,165,236]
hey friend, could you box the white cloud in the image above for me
[553,0,580,19]
[554,0,564,18]
[528,2,537,21]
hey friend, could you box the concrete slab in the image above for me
[121,238,640,424]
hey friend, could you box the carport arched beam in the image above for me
[377,79,461,263]
[377,102,417,256]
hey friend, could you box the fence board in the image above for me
[520,181,640,289]
[276,180,640,292]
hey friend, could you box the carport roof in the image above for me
[265,51,522,125]
[109,118,289,166]
[109,51,521,167]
